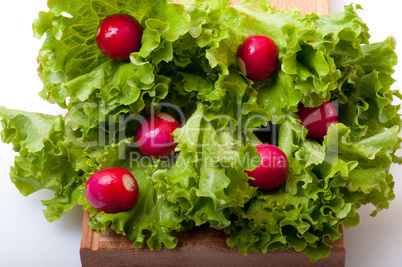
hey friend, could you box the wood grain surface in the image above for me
[80,1,342,266]
[173,0,330,15]
[81,211,345,267]
[263,0,329,15]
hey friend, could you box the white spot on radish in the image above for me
[237,57,247,75]
[157,112,175,122]
[96,26,101,38]
[123,174,135,191]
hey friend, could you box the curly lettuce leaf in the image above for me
[226,120,400,262]
[235,3,370,122]
[0,106,192,248]
[151,103,259,228]
[224,4,401,260]
[79,144,191,249]
[0,107,82,222]
[334,37,401,140]
[34,0,190,108]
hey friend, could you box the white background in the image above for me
[0,1,401,266]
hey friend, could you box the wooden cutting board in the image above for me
[80,211,345,267]
[80,1,344,266]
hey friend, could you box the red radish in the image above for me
[85,168,139,213]
[135,112,181,158]
[96,13,143,61]
[237,35,279,81]
[245,144,289,190]
[298,100,338,139]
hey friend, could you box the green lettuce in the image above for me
[0,0,401,262]
[152,102,260,228]
[0,107,82,222]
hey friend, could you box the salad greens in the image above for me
[0,0,401,262]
